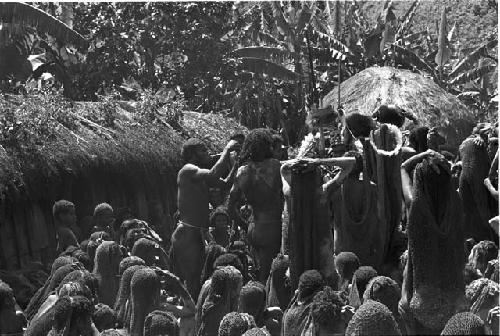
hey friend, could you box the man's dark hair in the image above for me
[181,138,206,162]
[214,253,244,275]
[230,132,246,144]
[298,270,324,300]
[239,128,274,163]
[311,286,346,331]
[94,203,113,217]
[409,126,429,153]
[53,200,75,221]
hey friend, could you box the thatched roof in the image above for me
[182,111,248,153]
[0,94,246,199]
[323,66,476,147]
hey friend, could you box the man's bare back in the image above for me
[236,158,283,224]
[229,157,283,282]
[178,164,210,228]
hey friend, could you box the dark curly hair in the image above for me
[311,286,346,331]
[298,270,324,300]
[239,128,274,163]
[92,303,116,332]
[144,310,179,336]
[214,253,244,275]
[409,126,429,153]
[219,312,256,336]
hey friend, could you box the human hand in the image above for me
[226,140,241,152]
[489,216,499,235]
[473,136,486,147]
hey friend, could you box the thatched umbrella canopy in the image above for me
[323,66,476,147]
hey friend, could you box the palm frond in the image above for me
[395,0,419,40]
[237,57,302,81]
[0,2,87,48]
[449,39,497,78]
[448,64,496,85]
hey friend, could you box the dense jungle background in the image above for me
[1,0,498,147]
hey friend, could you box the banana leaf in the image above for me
[449,39,498,78]
[392,43,436,78]
[395,0,419,40]
[232,46,298,62]
[435,7,451,67]
[0,2,87,48]
[272,2,294,38]
[237,57,302,81]
[448,64,496,85]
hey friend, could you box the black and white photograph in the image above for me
[0,1,498,335]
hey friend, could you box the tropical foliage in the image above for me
[0,1,497,143]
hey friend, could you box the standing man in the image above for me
[171,138,240,299]
[53,200,79,254]
[227,129,284,283]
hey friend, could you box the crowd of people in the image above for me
[0,105,499,336]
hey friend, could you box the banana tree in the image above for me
[224,1,321,144]
[0,2,86,95]
[387,5,497,118]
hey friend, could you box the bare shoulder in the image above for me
[236,165,251,179]
[178,163,199,181]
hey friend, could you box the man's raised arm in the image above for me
[192,140,240,184]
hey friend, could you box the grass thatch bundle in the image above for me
[323,66,477,147]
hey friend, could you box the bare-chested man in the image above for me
[228,129,283,283]
[171,138,240,300]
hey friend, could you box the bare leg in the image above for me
[170,225,205,300]
[258,244,281,284]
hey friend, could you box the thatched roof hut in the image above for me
[0,94,246,271]
[323,66,476,147]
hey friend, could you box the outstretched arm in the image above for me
[309,156,356,168]
[219,157,240,191]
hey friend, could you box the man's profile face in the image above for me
[195,145,211,167]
